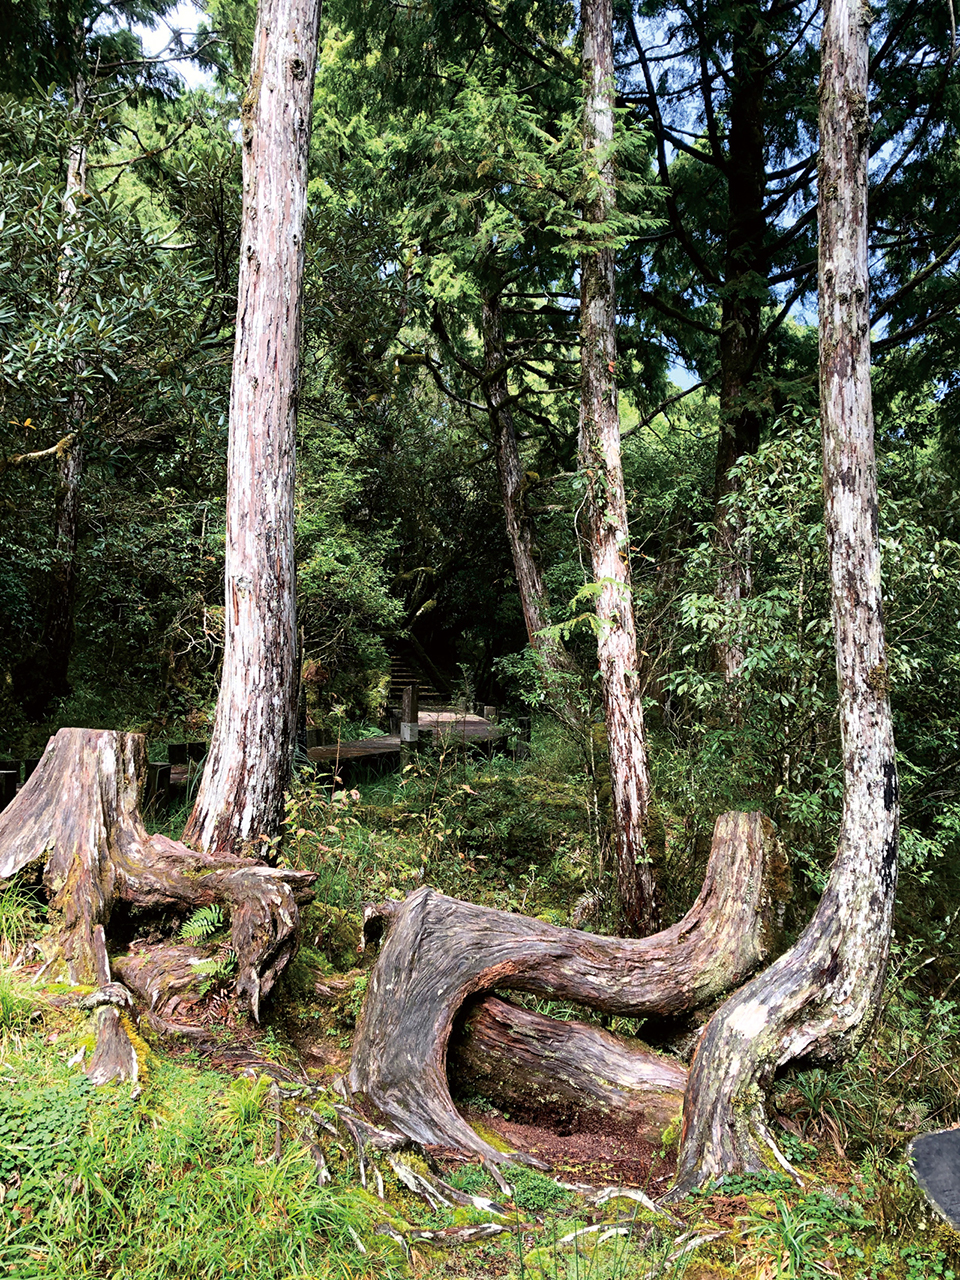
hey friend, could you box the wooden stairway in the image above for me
[387,657,447,708]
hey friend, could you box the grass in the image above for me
[0,880,43,963]
[0,1032,406,1280]
[2,717,960,1279]
[2,954,960,1280]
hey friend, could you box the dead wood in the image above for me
[0,728,314,1022]
[449,995,687,1140]
[86,1006,140,1085]
[348,810,788,1161]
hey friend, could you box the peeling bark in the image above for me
[579,0,658,936]
[0,728,315,1020]
[348,810,787,1162]
[671,0,898,1192]
[184,0,321,857]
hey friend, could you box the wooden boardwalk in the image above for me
[305,710,502,768]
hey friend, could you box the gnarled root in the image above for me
[0,728,314,1024]
[348,810,788,1161]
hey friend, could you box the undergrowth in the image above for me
[2,717,959,1279]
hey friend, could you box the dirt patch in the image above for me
[458,1104,677,1190]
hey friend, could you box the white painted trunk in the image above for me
[579,0,658,936]
[184,0,320,856]
[672,0,898,1191]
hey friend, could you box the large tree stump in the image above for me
[0,729,315,1021]
[348,810,788,1161]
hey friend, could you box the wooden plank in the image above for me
[306,711,504,763]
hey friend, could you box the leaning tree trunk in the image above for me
[348,810,787,1162]
[183,0,321,857]
[672,0,897,1192]
[481,288,580,717]
[0,730,314,1024]
[579,0,659,937]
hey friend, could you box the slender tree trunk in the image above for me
[184,0,320,856]
[481,289,576,694]
[672,0,898,1191]
[481,291,553,650]
[30,76,88,717]
[713,24,767,682]
[579,0,658,936]
[33,435,84,714]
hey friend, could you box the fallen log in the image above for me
[0,728,315,1026]
[348,810,788,1160]
[449,995,687,1141]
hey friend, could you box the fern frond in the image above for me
[180,903,225,942]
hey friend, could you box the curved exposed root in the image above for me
[348,811,788,1159]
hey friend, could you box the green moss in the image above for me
[468,1120,514,1153]
[508,1166,575,1211]
[659,1113,681,1155]
[305,905,361,971]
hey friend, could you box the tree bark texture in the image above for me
[713,21,768,682]
[0,729,315,1020]
[672,0,898,1192]
[184,0,320,857]
[579,0,658,937]
[450,995,687,1140]
[348,810,787,1162]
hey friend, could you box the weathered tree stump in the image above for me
[348,810,788,1161]
[0,729,315,1025]
[450,995,687,1140]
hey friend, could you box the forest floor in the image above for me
[2,725,959,1279]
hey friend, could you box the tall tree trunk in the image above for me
[480,289,577,699]
[672,0,898,1191]
[579,0,659,936]
[713,21,767,682]
[184,0,320,856]
[29,75,88,717]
